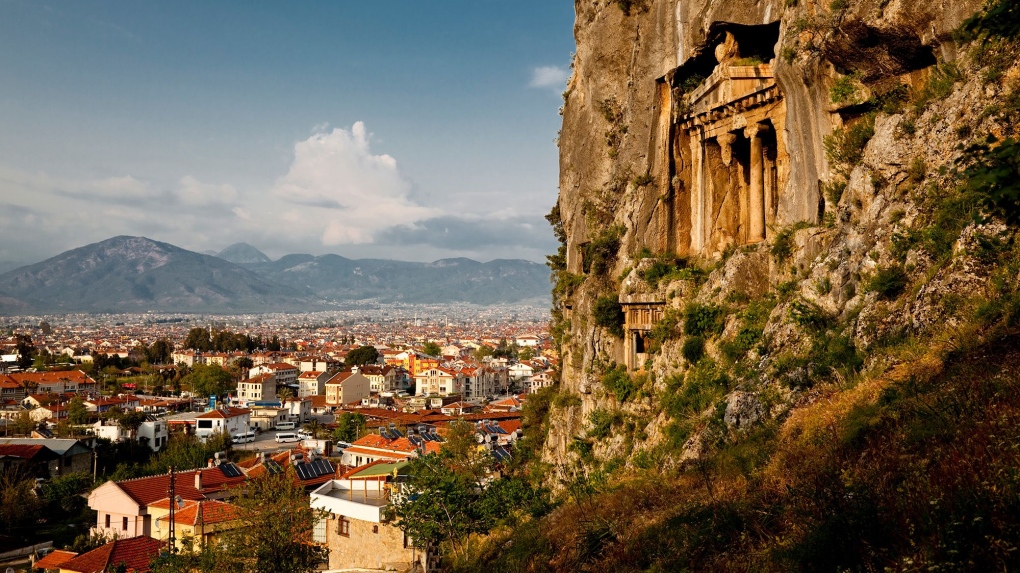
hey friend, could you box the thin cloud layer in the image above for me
[529,65,569,90]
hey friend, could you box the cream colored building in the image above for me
[325,371,371,406]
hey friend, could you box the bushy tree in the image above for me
[344,345,379,367]
[184,327,212,351]
[0,467,42,532]
[219,468,325,573]
[183,364,233,397]
[15,334,34,369]
[332,412,366,443]
[147,338,174,364]
[422,341,442,357]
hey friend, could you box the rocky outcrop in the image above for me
[546,0,995,472]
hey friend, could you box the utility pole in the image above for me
[167,466,177,554]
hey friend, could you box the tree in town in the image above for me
[38,320,52,335]
[344,345,379,367]
[68,396,90,425]
[42,471,92,517]
[422,341,442,357]
[388,449,488,559]
[183,364,233,397]
[301,418,323,439]
[15,334,34,369]
[218,468,325,573]
[389,422,550,559]
[144,432,232,475]
[183,327,212,351]
[117,410,148,440]
[472,345,494,361]
[0,467,42,532]
[147,338,174,364]
[331,412,366,443]
[12,410,36,436]
[267,335,282,352]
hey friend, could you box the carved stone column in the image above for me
[746,124,765,242]
[689,126,706,253]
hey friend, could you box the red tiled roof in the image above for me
[33,549,77,570]
[341,445,410,460]
[59,536,163,573]
[325,371,354,385]
[167,500,240,526]
[265,362,297,371]
[11,370,95,385]
[195,407,250,419]
[0,444,57,462]
[115,466,246,506]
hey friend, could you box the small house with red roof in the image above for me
[32,549,77,571]
[87,464,247,539]
[150,499,241,552]
[56,535,163,573]
[193,407,250,441]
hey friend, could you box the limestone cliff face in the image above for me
[547,0,991,470]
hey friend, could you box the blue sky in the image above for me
[0,1,574,268]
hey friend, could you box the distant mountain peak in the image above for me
[216,242,272,265]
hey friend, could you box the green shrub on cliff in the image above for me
[593,295,625,338]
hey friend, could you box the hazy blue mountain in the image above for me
[245,254,551,305]
[0,237,552,314]
[216,242,272,265]
[0,236,313,314]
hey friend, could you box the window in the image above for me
[338,516,350,537]
[123,517,128,531]
[372,525,379,534]
[105,514,111,528]
[197,420,213,429]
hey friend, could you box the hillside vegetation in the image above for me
[452,0,1020,571]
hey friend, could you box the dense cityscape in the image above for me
[0,303,555,572]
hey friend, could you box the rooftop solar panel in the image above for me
[295,464,311,480]
[219,463,243,478]
[264,460,283,475]
[311,459,329,476]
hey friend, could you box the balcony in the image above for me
[310,480,389,523]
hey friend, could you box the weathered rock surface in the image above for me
[544,0,998,473]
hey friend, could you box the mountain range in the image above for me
[0,237,552,314]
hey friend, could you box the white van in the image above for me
[232,432,255,444]
[297,430,312,440]
[275,432,299,443]
[276,421,296,430]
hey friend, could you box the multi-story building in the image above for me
[414,367,464,396]
[357,365,396,393]
[236,373,277,404]
[297,371,331,398]
[324,371,371,406]
[249,362,298,387]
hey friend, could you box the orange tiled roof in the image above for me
[115,466,246,506]
[170,500,240,526]
[58,536,163,573]
[195,407,250,419]
[33,549,77,570]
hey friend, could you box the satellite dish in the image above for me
[8,567,17,573]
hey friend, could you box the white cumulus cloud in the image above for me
[529,65,569,90]
[271,122,438,245]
